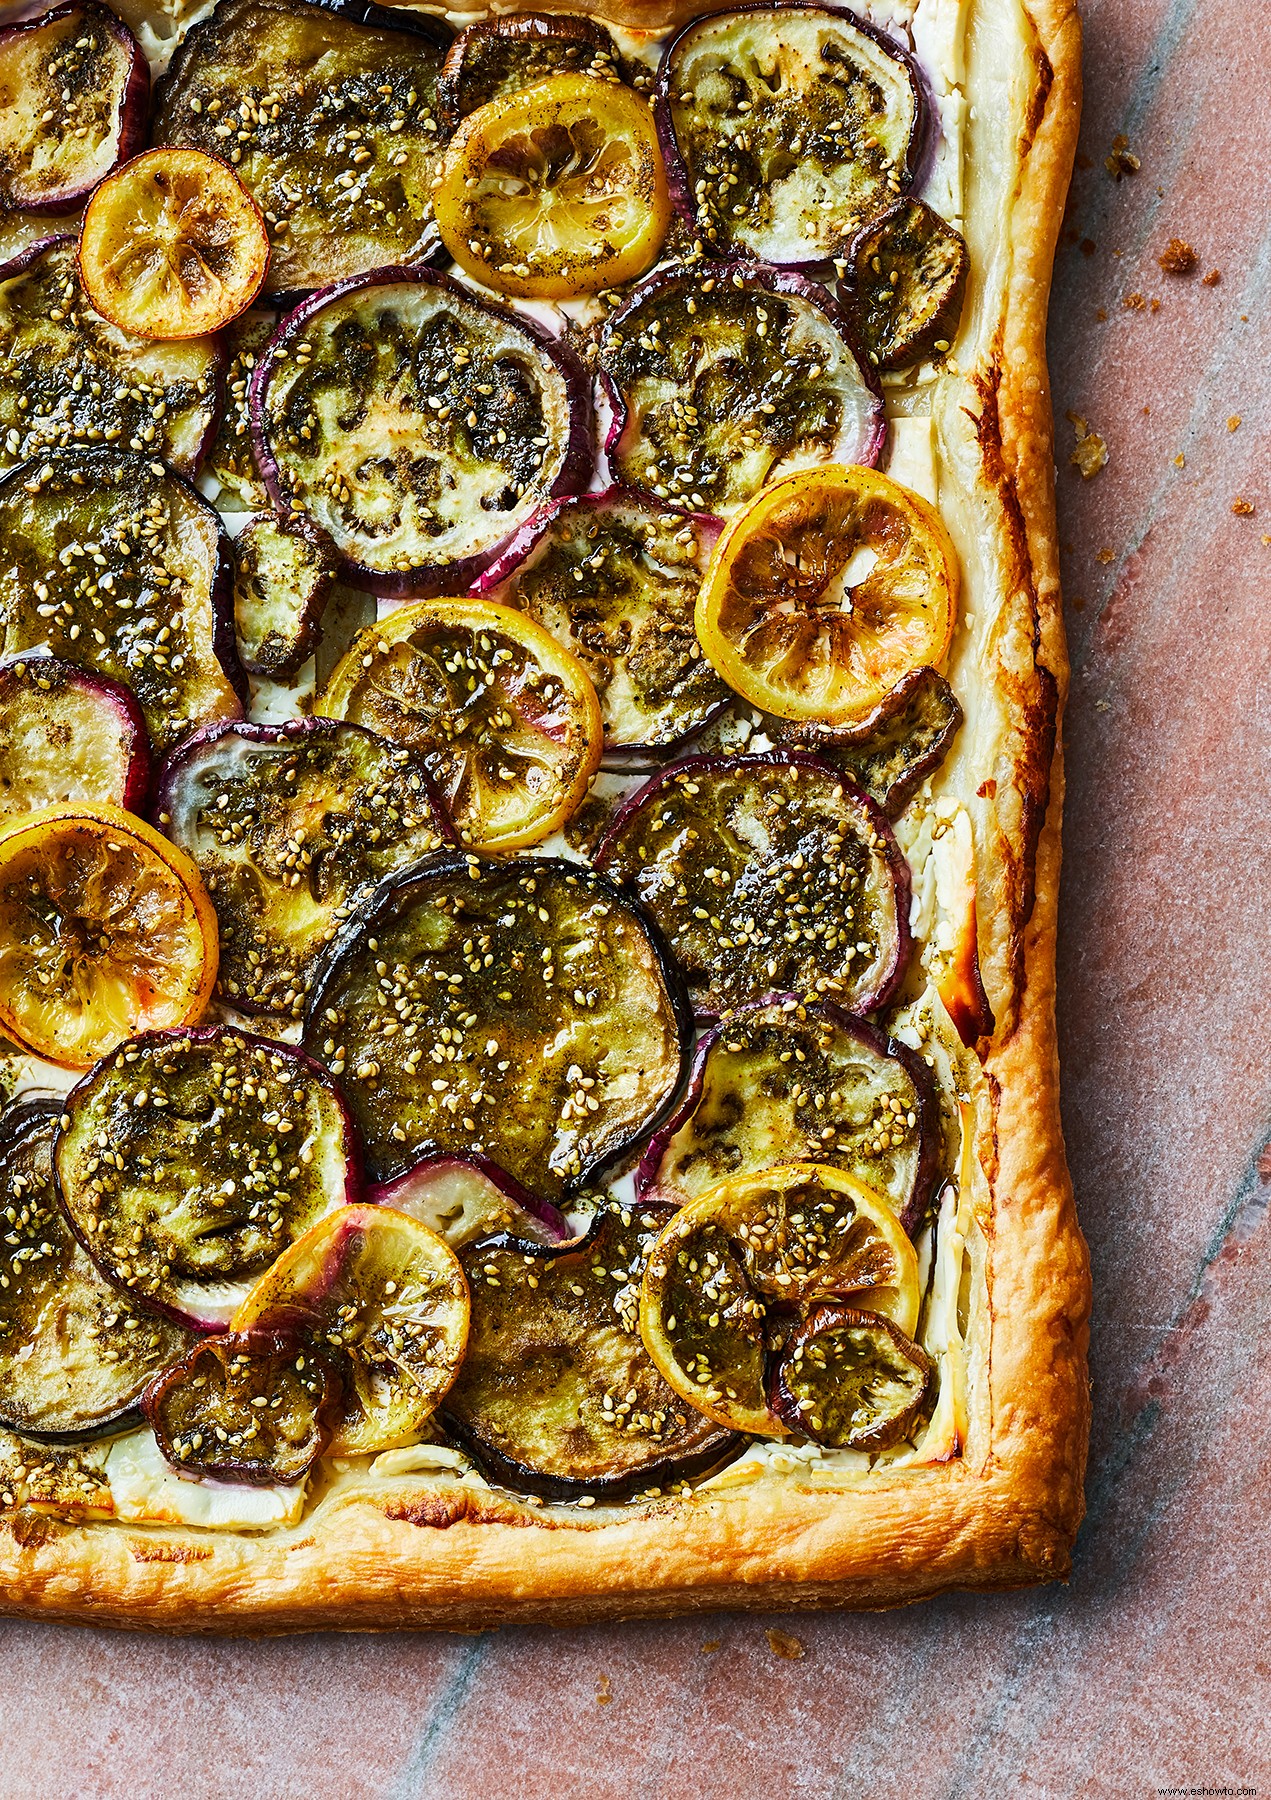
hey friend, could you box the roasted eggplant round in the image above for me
[0,1102,191,1442]
[0,803,219,1069]
[0,1,149,216]
[315,598,602,852]
[656,4,929,265]
[144,1330,335,1484]
[444,1199,739,1500]
[639,1160,922,1437]
[0,449,243,753]
[433,72,671,299]
[231,513,338,677]
[251,268,594,595]
[232,1203,469,1455]
[438,14,624,132]
[595,751,912,1018]
[153,0,454,297]
[768,1301,932,1451]
[370,1154,569,1249]
[598,261,882,513]
[636,996,939,1231]
[776,664,963,817]
[478,489,729,761]
[304,854,693,1200]
[0,654,150,817]
[0,239,222,478]
[843,196,969,372]
[55,1024,361,1329]
[156,717,451,1016]
[204,307,277,511]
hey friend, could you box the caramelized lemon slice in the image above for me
[79,146,270,339]
[0,804,217,1068]
[433,72,670,299]
[696,463,958,729]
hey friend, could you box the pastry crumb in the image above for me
[765,1628,806,1661]
[1105,134,1140,179]
[1123,292,1146,311]
[1158,237,1197,275]
[1202,268,1221,286]
[1228,416,1241,431]
[701,1639,721,1654]
[1174,454,1186,468]
[1067,413,1108,479]
[596,1674,612,1705]
[1096,547,1114,565]
[1232,497,1255,517]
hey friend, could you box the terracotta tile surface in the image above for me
[1,3,1268,1794]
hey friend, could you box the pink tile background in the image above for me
[1,1,1268,1792]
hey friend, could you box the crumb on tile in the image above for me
[1228,416,1241,431]
[1232,497,1255,517]
[596,1674,612,1705]
[1158,237,1197,275]
[701,1639,721,1655]
[1202,268,1221,286]
[1105,134,1140,178]
[1096,547,1114,564]
[1095,307,1107,321]
[1123,292,1146,311]
[1174,454,1186,468]
[1067,412,1108,479]
[765,1628,806,1661]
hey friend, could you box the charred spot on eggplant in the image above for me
[438,14,624,132]
[304,855,692,1200]
[156,718,450,1017]
[0,450,242,753]
[637,996,939,1231]
[769,1302,931,1451]
[595,751,912,1018]
[153,0,453,297]
[658,5,927,266]
[478,491,729,759]
[0,654,150,817]
[144,1331,334,1484]
[444,1200,738,1501]
[204,308,277,511]
[0,1,149,215]
[251,269,593,595]
[232,514,338,678]
[599,262,882,513]
[55,1025,360,1330]
[0,1103,191,1442]
[0,239,221,478]
[780,666,963,816]
[844,197,969,371]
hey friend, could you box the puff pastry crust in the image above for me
[0,0,1089,1632]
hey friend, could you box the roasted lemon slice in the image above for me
[433,72,670,299]
[317,598,603,851]
[639,1160,921,1436]
[79,146,270,338]
[0,804,217,1067]
[696,463,958,729]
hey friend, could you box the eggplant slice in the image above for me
[304,854,693,1199]
[438,14,624,131]
[0,1,149,215]
[0,449,242,753]
[204,307,277,511]
[657,4,928,265]
[0,654,150,817]
[779,665,963,816]
[0,238,221,478]
[251,269,594,595]
[370,1155,569,1249]
[55,1025,361,1331]
[232,513,338,677]
[843,197,969,372]
[153,0,453,297]
[144,1332,335,1484]
[0,1103,191,1442]
[769,1302,932,1452]
[596,751,912,1018]
[599,261,882,513]
[637,997,939,1231]
[444,1200,738,1500]
[478,490,729,760]
[156,717,451,1017]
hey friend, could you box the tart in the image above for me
[0,0,1088,1631]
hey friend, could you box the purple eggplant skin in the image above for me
[0,652,152,815]
[436,13,622,134]
[598,260,885,483]
[768,1301,933,1451]
[369,1153,572,1246]
[475,487,729,765]
[0,1,151,216]
[249,266,596,598]
[594,749,913,1021]
[53,1025,365,1333]
[634,994,940,1234]
[652,4,935,269]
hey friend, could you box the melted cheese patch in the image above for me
[106,1430,307,1531]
